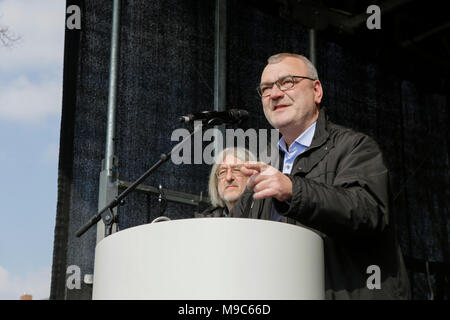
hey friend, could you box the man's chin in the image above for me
[268,115,295,130]
[222,193,241,203]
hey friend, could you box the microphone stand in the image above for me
[76,118,224,238]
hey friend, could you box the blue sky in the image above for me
[0,0,65,299]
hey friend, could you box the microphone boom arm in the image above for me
[75,121,207,238]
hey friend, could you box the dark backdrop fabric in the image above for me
[316,41,449,299]
[51,0,449,299]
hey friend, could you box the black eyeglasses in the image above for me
[256,75,316,97]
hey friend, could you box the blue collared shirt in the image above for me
[271,121,317,221]
[278,121,317,174]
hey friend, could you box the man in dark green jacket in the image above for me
[231,53,411,299]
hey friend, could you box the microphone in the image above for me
[178,109,249,124]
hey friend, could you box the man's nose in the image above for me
[225,170,235,181]
[269,83,285,99]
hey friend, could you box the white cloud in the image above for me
[0,265,51,300]
[0,0,65,124]
[0,75,62,123]
[0,0,66,75]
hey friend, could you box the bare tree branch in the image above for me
[0,25,21,47]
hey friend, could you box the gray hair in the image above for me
[267,53,319,81]
[208,147,257,208]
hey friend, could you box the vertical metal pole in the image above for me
[105,0,121,175]
[214,0,227,154]
[97,0,121,244]
[309,28,316,67]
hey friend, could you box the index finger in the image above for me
[242,161,268,172]
[240,166,258,177]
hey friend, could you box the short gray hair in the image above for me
[208,147,257,208]
[267,53,319,80]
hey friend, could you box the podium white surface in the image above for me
[92,218,325,299]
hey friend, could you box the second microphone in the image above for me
[178,109,249,124]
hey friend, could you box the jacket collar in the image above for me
[291,107,332,174]
[277,106,331,173]
[309,106,329,149]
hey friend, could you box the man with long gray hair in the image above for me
[198,147,257,217]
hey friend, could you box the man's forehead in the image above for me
[219,154,242,167]
[260,57,306,82]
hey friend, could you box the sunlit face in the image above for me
[260,57,322,135]
[217,154,249,205]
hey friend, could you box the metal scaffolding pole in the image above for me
[309,28,316,67]
[214,0,227,153]
[97,0,121,244]
[105,0,121,174]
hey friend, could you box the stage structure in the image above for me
[51,0,450,300]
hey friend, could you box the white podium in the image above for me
[92,218,324,299]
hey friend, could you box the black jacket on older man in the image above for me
[231,108,411,300]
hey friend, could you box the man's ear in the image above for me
[313,80,323,105]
